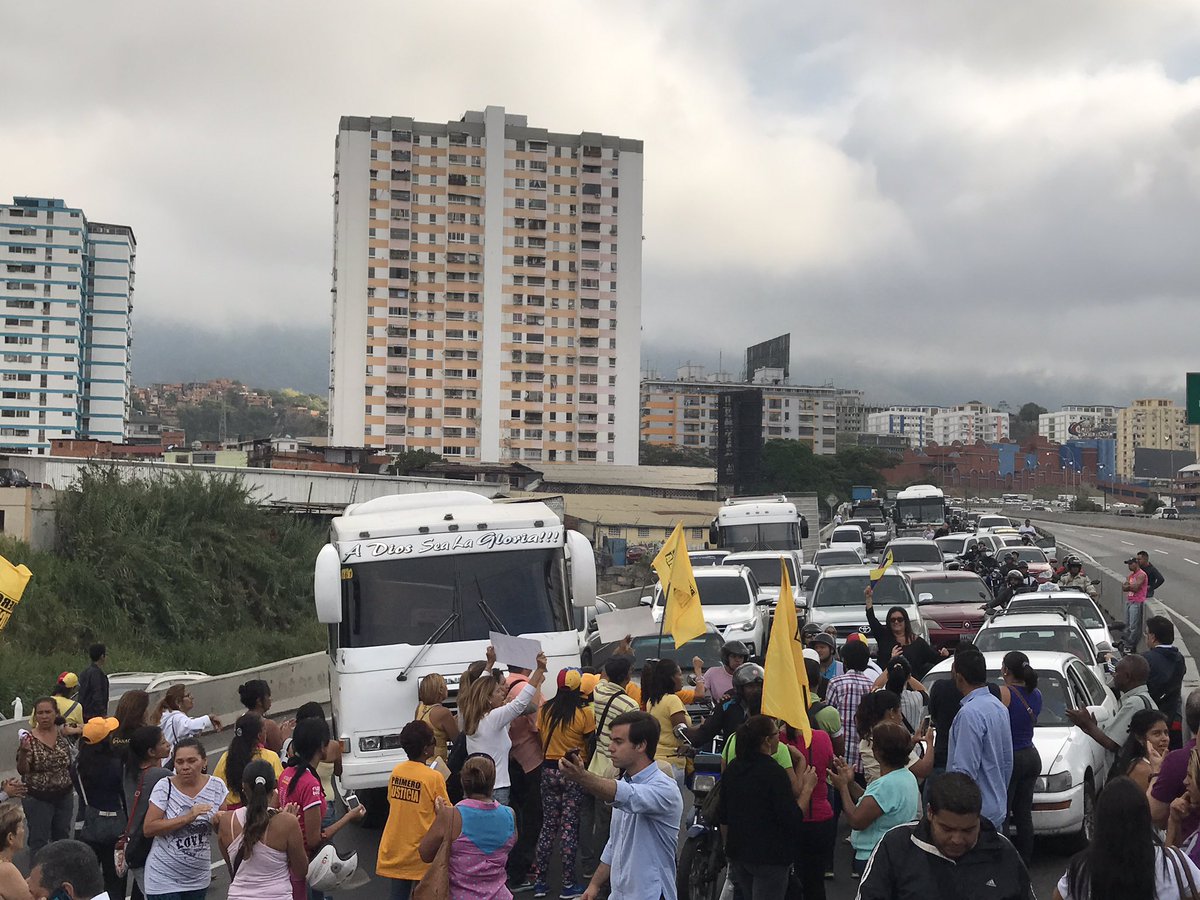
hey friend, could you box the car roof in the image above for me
[937,532,976,540]
[832,525,865,534]
[981,612,1084,628]
[906,570,986,583]
[886,537,938,545]
[690,566,749,578]
[1010,588,1095,603]
[925,649,1083,678]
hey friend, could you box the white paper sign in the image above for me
[596,606,659,645]
[489,631,543,671]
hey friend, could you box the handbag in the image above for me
[113,769,147,877]
[76,762,127,847]
[1167,845,1200,899]
[413,807,460,900]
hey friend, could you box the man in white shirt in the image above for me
[26,839,108,899]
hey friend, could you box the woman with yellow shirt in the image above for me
[531,670,596,899]
[414,673,459,763]
[376,720,450,900]
[642,659,704,789]
[213,714,283,810]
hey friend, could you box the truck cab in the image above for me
[710,495,809,557]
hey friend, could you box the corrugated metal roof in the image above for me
[534,464,716,489]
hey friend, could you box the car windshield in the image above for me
[812,574,910,608]
[657,576,750,608]
[1001,537,1025,547]
[1008,598,1105,629]
[1012,548,1048,564]
[886,543,943,563]
[629,632,725,668]
[690,553,727,567]
[926,670,1071,727]
[935,537,969,555]
[912,579,990,604]
[831,530,862,544]
[338,547,570,648]
[814,550,860,567]
[973,626,1093,662]
[724,557,797,587]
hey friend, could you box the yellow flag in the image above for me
[869,550,894,585]
[762,559,813,743]
[0,553,32,633]
[651,523,706,648]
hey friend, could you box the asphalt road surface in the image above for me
[203,520,1200,899]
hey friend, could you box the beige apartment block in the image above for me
[329,106,643,465]
[1116,398,1198,479]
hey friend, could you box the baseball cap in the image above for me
[1124,558,1137,565]
[810,633,837,651]
[57,672,78,689]
[580,672,602,695]
[82,716,119,745]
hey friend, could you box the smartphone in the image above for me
[344,792,361,811]
[564,748,583,765]
[920,714,931,733]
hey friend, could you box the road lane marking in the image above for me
[1121,540,1135,546]
[1187,559,1199,566]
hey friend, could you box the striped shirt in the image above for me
[588,680,639,776]
[826,671,875,773]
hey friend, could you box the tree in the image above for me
[638,443,715,467]
[388,449,442,475]
[1143,494,1166,515]
[1018,403,1047,422]
[752,441,899,505]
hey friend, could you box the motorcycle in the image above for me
[675,728,726,900]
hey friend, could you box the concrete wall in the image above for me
[0,486,57,551]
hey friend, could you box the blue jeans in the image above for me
[389,880,417,900]
[1126,600,1146,651]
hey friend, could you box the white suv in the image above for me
[647,566,770,655]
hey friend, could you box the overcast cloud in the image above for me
[3,1,1199,407]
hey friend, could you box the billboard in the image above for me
[1133,447,1197,480]
[1189,373,1200,425]
[717,389,764,493]
[746,334,790,380]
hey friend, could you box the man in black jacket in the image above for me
[1137,549,1166,598]
[1145,614,1187,750]
[76,642,109,720]
[857,772,1034,900]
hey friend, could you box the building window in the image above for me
[637,526,650,538]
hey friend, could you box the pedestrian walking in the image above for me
[1054,776,1200,900]
[857,772,1035,900]
[946,648,1013,831]
[558,711,683,900]
[829,721,921,877]
[459,651,549,805]
[17,697,74,857]
[825,639,877,778]
[718,715,813,900]
[0,799,29,900]
[1111,708,1169,792]
[288,703,344,841]
[1122,556,1150,652]
[153,685,221,764]
[376,720,451,900]
[418,755,517,900]
[76,716,127,898]
[142,737,228,900]
[237,679,289,755]
[998,651,1041,866]
[503,661,544,893]
[1145,615,1187,750]
[78,643,110,721]
[26,839,106,900]
[111,690,151,760]
[414,673,459,763]
[123,726,172,900]
[219,759,307,900]
[212,713,284,810]
[532,669,595,899]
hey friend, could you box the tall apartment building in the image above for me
[0,197,134,453]
[1038,405,1121,443]
[834,389,884,436]
[641,366,842,455]
[1116,399,1199,479]
[931,403,1010,445]
[865,407,940,448]
[329,106,643,465]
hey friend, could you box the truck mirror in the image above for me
[566,530,598,609]
[800,517,810,540]
[314,543,343,624]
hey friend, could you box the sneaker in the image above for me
[532,883,548,898]
[825,870,835,880]
[560,884,588,900]
[508,880,536,895]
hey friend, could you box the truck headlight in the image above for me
[1035,772,1073,793]
[358,734,406,753]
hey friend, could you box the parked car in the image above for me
[645,566,771,656]
[805,566,922,650]
[1117,507,1136,517]
[108,670,211,702]
[907,570,992,648]
[880,537,945,574]
[689,550,731,567]
[923,651,1116,840]
[812,547,866,569]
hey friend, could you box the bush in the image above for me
[0,464,325,707]
[1143,495,1166,515]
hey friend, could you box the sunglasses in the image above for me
[888,617,906,624]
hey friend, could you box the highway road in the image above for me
[202,520,1200,900]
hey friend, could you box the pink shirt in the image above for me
[783,727,835,822]
[277,766,326,900]
[1126,569,1149,604]
[505,675,544,774]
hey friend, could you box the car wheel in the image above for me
[1076,775,1097,849]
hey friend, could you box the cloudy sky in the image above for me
[4,1,1199,407]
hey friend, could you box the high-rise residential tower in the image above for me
[0,197,134,453]
[329,106,643,465]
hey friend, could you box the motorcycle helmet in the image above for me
[732,662,765,689]
[308,845,360,891]
[1006,570,1025,585]
[1067,558,1083,571]
[720,639,750,666]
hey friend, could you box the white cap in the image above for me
[802,648,820,663]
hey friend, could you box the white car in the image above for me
[828,525,869,557]
[934,532,982,564]
[108,670,211,702]
[1004,588,1122,652]
[880,537,945,574]
[805,565,922,648]
[812,547,867,569]
[975,514,1014,534]
[972,610,1109,679]
[923,651,1116,840]
[689,550,731,568]
[721,551,803,609]
[646,566,770,656]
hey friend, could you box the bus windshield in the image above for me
[338,547,569,648]
[895,499,945,524]
[719,522,799,552]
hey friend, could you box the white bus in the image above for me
[710,495,809,557]
[892,484,946,535]
[313,491,597,791]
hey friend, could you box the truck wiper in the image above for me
[476,599,510,635]
[396,613,459,682]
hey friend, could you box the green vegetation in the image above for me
[0,465,325,707]
[638,443,716,467]
[170,388,328,443]
[753,442,898,506]
[1073,497,1103,512]
[388,449,443,475]
[1143,494,1166,515]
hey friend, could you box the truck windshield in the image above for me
[719,522,798,552]
[854,507,886,522]
[339,547,569,648]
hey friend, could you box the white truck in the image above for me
[313,491,597,791]
[892,484,947,536]
[709,495,809,558]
